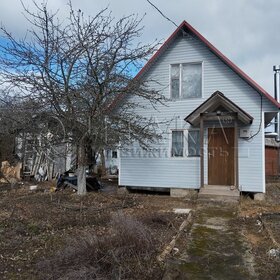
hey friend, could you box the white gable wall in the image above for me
[119,33,277,193]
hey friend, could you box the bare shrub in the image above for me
[110,211,153,252]
[36,212,161,280]
[140,212,173,226]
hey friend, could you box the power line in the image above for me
[146,0,178,28]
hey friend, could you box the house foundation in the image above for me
[170,188,198,198]
[254,193,265,201]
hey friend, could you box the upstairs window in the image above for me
[170,63,202,99]
[171,64,180,99]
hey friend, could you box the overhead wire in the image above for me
[146,0,178,28]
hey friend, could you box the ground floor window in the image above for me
[171,130,184,157]
[171,129,200,157]
[188,130,200,156]
[112,151,118,158]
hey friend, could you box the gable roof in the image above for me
[135,20,280,109]
[185,91,254,126]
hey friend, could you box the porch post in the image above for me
[200,113,204,188]
[234,115,239,188]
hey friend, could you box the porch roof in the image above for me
[184,91,254,126]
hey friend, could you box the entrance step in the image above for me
[198,185,240,202]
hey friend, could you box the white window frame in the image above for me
[170,129,201,158]
[170,61,203,100]
[170,129,185,158]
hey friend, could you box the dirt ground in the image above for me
[0,180,280,279]
[237,183,280,279]
[0,180,193,279]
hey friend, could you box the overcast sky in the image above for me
[1,0,279,96]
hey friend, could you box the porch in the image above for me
[185,91,254,191]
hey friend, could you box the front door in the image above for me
[208,127,235,185]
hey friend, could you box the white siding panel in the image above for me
[119,158,200,188]
[120,33,278,193]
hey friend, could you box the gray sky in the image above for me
[1,0,279,95]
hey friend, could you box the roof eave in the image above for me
[184,91,254,126]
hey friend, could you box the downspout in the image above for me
[273,65,280,177]
[273,65,280,142]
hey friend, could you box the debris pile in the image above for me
[267,248,280,258]
[56,170,103,192]
[0,161,22,183]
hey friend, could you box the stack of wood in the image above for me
[27,151,54,181]
[0,161,22,183]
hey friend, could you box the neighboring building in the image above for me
[104,149,119,175]
[265,138,280,178]
[119,21,280,195]
[16,134,75,180]
[16,133,118,180]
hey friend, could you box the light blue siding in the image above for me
[119,33,277,193]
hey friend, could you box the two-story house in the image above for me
[118,21,279,198]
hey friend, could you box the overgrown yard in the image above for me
[0,181,191,279]
[0,181,280,279]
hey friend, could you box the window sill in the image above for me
[171,97,202,101]
[170,156,200,159]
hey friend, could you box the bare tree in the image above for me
[0,1,166,194]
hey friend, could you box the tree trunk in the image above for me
[77,144,87,195]
[100,149,106,176]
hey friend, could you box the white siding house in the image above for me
[119,21,279,194]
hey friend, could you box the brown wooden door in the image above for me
[208,127,235,185]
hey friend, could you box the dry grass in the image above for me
[36,212,161,280]
[0,182,186,279]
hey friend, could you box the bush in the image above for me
[36,212,161,280]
